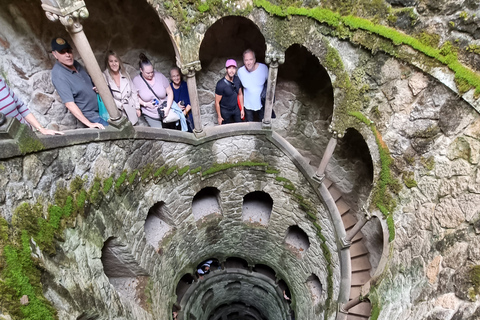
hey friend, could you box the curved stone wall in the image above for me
[0,133,341,320]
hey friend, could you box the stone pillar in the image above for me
[181,61,204,137]
[263,52,285,128]
[41,1,125,127]
[313,133,338,183]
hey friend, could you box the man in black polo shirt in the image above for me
[51,37,107,129]
[214,59,244,125]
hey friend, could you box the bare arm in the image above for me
[137,96,155,109]
[65,101,105,129]
[24,113,63,135]
[215,94,223,125]
[164,85,174,116]
[237,88,244,119]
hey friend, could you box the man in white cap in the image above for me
[237,49,268,122]
[197,260,213,279]
[51,37,107,129]
[214,59,244,125]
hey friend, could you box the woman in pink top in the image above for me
[132,53,174,128]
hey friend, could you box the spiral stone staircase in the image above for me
[324,178,372,320]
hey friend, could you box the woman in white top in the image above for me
[103,51,141,125]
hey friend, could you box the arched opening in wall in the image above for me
[199,16,266,68]
[192,187,222,221]
[201,288,214,312]
[306,274,323,305]
[361,216,384,277]
[176,273,195,304]
[83,0,176,76]
[197,16,266,126]
[275,44,334,167]
[253,264,276,282]
[144,201,173,251]
[242,191,273,226]
[278,279,292,301]
[225,257,249,270]
[284,225,310,257]
[101,237,150,308]
[328,127,374,212]
[3,0,177,131]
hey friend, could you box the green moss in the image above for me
[154,166,166,177]
[69,176,85,193]
[17,126,44,155]
[265,166,280,174]
[460,11,468,20]
[402,172,417,188]
[128,170,139,185]
[369,291,381,320]
[350,111,397,241]
[102,176,114,194]
[420,156,435,171]
[466,44,480,55]
[202,161,268,176]
[166,165,178,176]
[416,31,440,48]
[89,177,102,204]
[470,265,480,295]
[254,0,480,95]
[115,170,128,191]
[190,166,202,175]
[177,166,190,176]
[141,165,153,181]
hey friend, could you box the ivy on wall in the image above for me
[0,161,335,319]
[254,0,480,95]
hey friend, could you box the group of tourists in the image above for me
[1,37,272,135]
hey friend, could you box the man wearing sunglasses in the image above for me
[214,59,244,125]
[51,37,107,129]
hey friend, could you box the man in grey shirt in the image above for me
[51,37,107,129]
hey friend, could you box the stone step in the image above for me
[349,286,362,300]
[351,256,372,272]
[323,178,332,188]
[328,186,342,201]
[351,232,363,243]
[349,301,372,317]
[342,214,358,230]
[351,270,371,286]
[350,242,369,258]
[336,199,351,216]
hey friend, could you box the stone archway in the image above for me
[196,16,267,127]
[274,43,334,167]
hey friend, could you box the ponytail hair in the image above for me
[139,53,152,71]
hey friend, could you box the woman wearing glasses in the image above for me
[132,53,187,130]
[103,51,141,125]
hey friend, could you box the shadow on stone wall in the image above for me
[0,0,175,131]
[274,44,334,168]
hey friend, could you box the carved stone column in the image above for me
[263,51,285,128]
[181,61,204,137]
[313,130,340,183]
[41,1,125,127]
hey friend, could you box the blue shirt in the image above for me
[51,60,99,122]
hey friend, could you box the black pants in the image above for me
[244,107,264,122]
[221,108,242,124]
